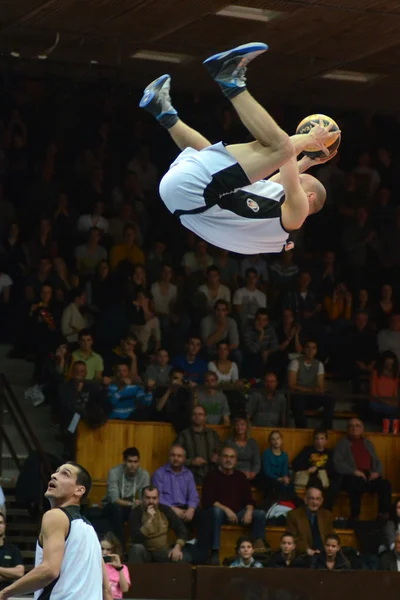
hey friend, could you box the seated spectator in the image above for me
[101,532,131,598]
[181,239,213,278]
[126,264,148,299]
[268,532,309,568]
[0,512,24,592]
[214,249,239,290]
[71,329,104,380]
[258,430,294,497]
[128,290,161,355]
[152,445,200,522]
[292,428,340,511]
[286,487,333,555]
[242,308,279,379]
[176,405,221,484]
[110,225,144,271]
[129,485,191,563]
[128,144,158,194]
[74,227,107,277]
[146,240,173,284]
[233,268,266,328]
[200,300,239,361]
[153,368,193,432]
[376,284,395,329]
[24,256,58,304]
[196,266,231,312]
[58,361,108,454]
[288,340,335,430]
[370,351,399,423]
[208,341,239,384]
[273,308,302,381]
[102,447,150,546]
[28,283,60,378]
[196,371,230,425]
[381,499,400,553]
[28,217,58,267]
[88,260,114,313]
[284,272,319,322]
[324,282,352,323]
[203,446,267,565]
[0,263,12,306]
[151,263,178,321]
[229,536,263,569]
[109,202,143,246]
[172,336,208,385]
[247,372,287,428]
[380,532,400,572]
[108,361,152,420]
[104,334,140,381]
[314,250,340,299]
[240,254,268,285]
[313,534,350,570]
[378,313,400,363]
[144,348,171,387]
[333,418,392,520]
[347,310,377,394]
[61,288,87,343]
[269,250,299,291]
[353,288,372,317]
[225,416,261,481]
[77,200,109,234]
[53,256,74,297]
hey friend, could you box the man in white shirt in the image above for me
[77,200,109,234]
[197,266,231,312]
[240,255,269,284]
[233,267,266,327]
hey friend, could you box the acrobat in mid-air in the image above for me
[140,42,340,254]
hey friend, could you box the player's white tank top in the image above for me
[34,505,102,600]
[160,144,290,254]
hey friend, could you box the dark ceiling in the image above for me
[1,0,400,110]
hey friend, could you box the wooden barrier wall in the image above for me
[76,420,400,503]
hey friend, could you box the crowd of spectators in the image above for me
[2,77,400,577]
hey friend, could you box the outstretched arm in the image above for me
[279,155,309,231]
[269,152,336,184]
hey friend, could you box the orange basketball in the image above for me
[296,113,341,159]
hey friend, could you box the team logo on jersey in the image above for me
[246,198,259,212]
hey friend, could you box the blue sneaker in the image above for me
[139,74,178,128]
[203,42,268,98]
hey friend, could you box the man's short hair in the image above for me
[170,367,185,378]
[72,360,86,370]
[280,531,295,542]
[142,485,158,495]
[123,447,140,460]
[170,444,186,456]
[245,268,258,278]
[220,445,237,457]
[187,335,201,344]
[313,428,328,439]
[235,535,254,552]
[78,329,92,341]
[121,333,137,343]
[304,339,318,347]
[0,512,5,523]
[207,265,220,276]
[193,404,207,416]
[66,462,92,501]
[306,484,323,496]
[214,299,229,310]
[325,533,341,545]
[255,308,269,318]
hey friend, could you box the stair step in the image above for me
[6,521,38,531]
[7,536,37,544]
[21,550,35,558]
[6,508,31,516]
[4,494,16,503]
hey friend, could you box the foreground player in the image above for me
[0,462,112,600]
[140,42,338,254]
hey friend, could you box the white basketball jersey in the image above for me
[34,506,102,600]
[180,178,289,254]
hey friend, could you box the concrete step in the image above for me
[6,521,38,531]
[7,536,37,544]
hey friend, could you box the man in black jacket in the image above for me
[380,532,400,571]
[129,485,191,563]
[292,428,340,511]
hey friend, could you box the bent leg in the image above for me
[168,119,211,151]
[129,543,151,563]
[226,90,292,182]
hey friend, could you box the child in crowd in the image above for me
[261,430,294,497]
[230,536,263,568]
[269,532,309,568]
[101,532,131,599]
[313,534,350,570]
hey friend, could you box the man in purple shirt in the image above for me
[152,445,210,563]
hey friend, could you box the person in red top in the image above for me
[333,418,392,520]
[202,446,267,565]
[370,351,400,428]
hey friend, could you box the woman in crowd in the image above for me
[324,282,352,323]
[225,416,260,481]
[88,259,114,313]
[269,532,308,568]
[370,351,399,425]
[376,284,395,329]
[258,430,294,498]
[101,532,131,600]
[273,308,302,382]
[208,340,239,384]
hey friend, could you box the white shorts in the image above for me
[159,142,250,216]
